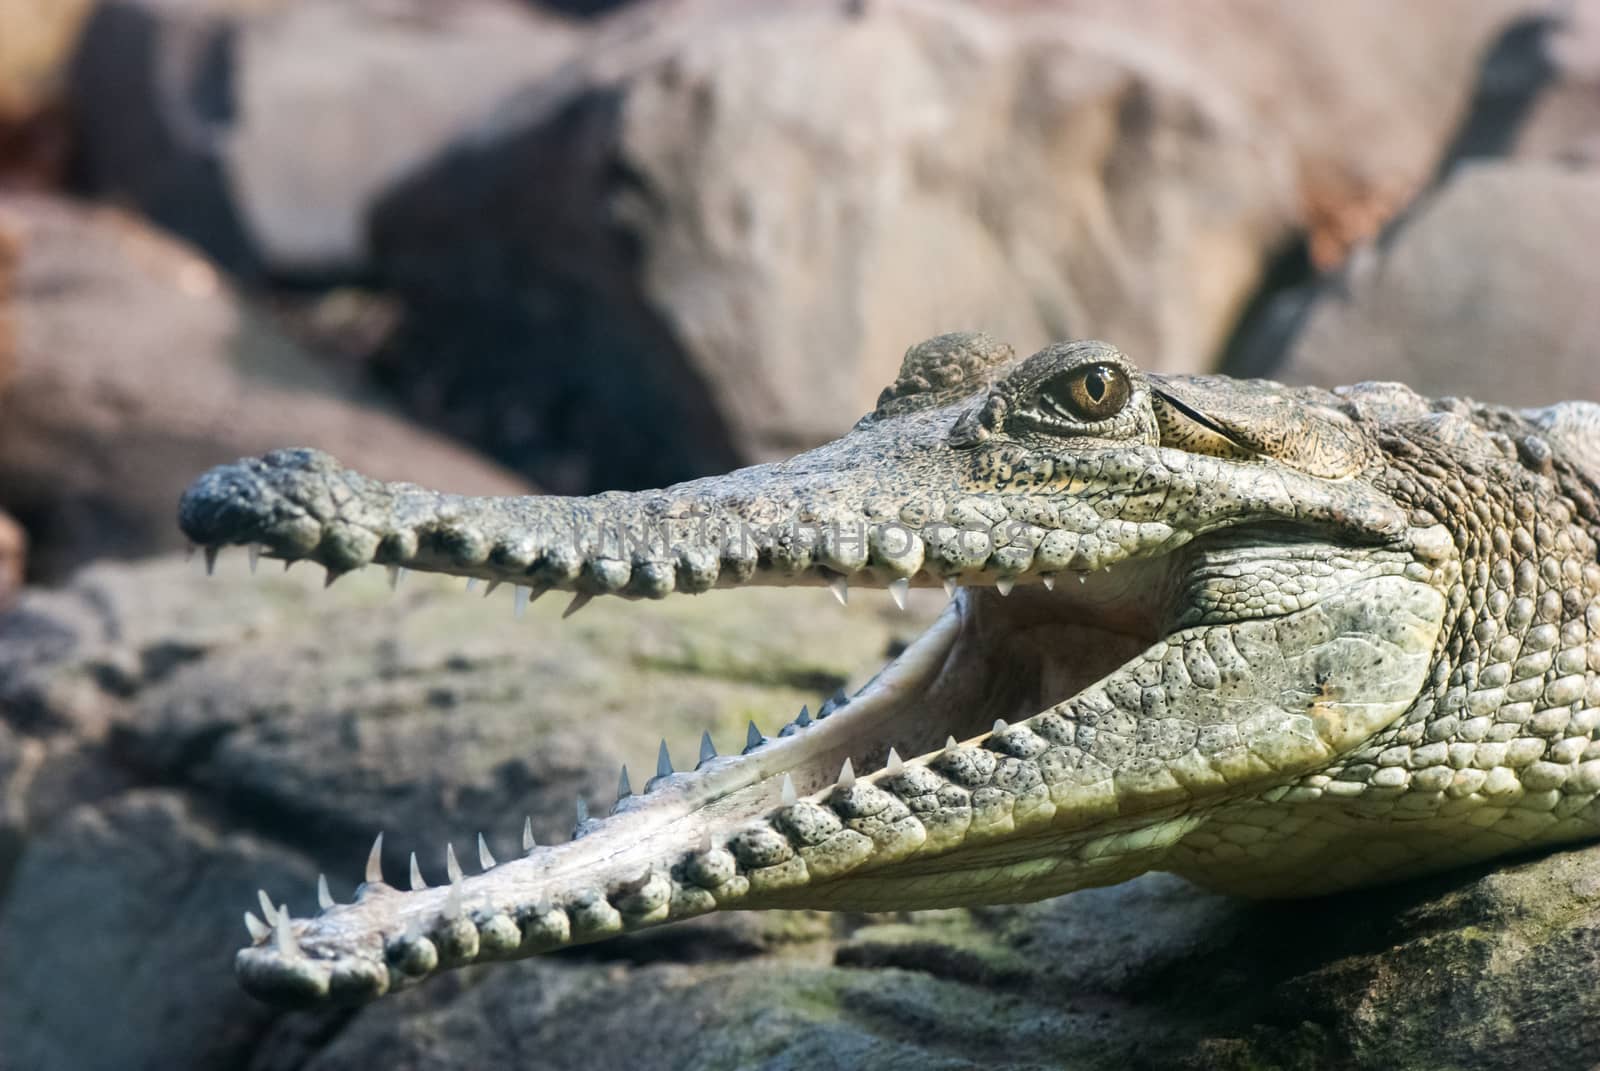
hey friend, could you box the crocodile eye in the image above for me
[1037,363,1131,423]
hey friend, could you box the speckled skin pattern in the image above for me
[179,334,1600,1007]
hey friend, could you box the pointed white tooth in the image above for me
[409,851,426,890]
[562,593,592,618]
[995,577,1014,596]
[1078,574,1087,585]
[836,758,855,791]
[244,911,270,942]
[945,735,959,752]
[795,705,812,728]
[274,910,296,957]
[446,842,463,885]
[478,832,496,870]
[943,577,958,598]
[656,739,673,778]
[745,720,764,751]
[386,565,406,591]
[617,765,633,801]
[247,544,261,574]
[993,718,1009,734]
[257,889,278,925]
[522,816,535,853]
[445,874,464,919]
[698,730,716,765]
[466,577,479,593]
[1041,574,1055,591]
[575,797,590,826]
[828,576,849,606]
[204,546,220,575]
[888,578,909,611]
[886,748,903,776]
[365,832,385,884]
[317,873,334,911]
[484,580,502,598]
[780,773,798,806]
[514,586,530,618]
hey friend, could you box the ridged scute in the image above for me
[871,332,1017,420]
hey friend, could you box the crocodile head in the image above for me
[180,333,1463,1006]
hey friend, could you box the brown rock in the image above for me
[369,0,1541,491]
[1266,161,1600,405]
[0,194,529,580]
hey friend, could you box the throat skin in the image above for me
[175,332,1600,1007]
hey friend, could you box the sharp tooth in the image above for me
[657,739,674,778]
[828,576,848,606]
[323,567,341,588]
[818,689,847,718]
[445,874,464,919]
[248,544,261,574]
[466,577,479,593]
[204,546,220,575]
[514,586,530,618]
[522,816,536,853]
[943,577,958,598]
[617,765,633,801]
[698,731,717,766]
[796,705,812,728]
[274,910,295,957]
[744,720,765,753]
[945,735,959,752]
[445,842,463,885]
[1041,574,1055,591]
[386,565,406,591]
[478,832,496,870]
[995,577,1014,596]
[317,873,334,911]
[993,718,1009,734]
[283,559,294,573]
[780,773,798,806]
[836,758,855,791]
[409,852,426,890]
[365,832,385,884]
[886,748,903,776]
[257,890,278,925]
[244,911,270,942]
[484,580,502,598]
[1078,574,1087,585]
[888,578,909,611]
[574,797,590,831]
[562,593,592,618]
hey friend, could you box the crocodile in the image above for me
[177,332,1600,1008]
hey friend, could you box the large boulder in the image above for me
[1255,161,1600,405]
[66,0,581,277]
[368,0,1542,492]
[3,554,1600,1070]
[0,194,527,581]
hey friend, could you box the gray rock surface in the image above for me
[0,194,527,581]
[4,554,1600,1070]
[1261,161,1600,405]
[67,0,581,276]
[368,0,1542,492]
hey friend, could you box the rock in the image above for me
[369,0,1542,492]
[0,553,937,1071]
[0,193,528,580]
[5,553,1600,1069]
[0,508,24,607]
[1257,161,1600,405]
[67,0,582,277]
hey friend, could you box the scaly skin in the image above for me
[178,333,1600,1007]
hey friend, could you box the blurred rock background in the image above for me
[2,2,1600,1069]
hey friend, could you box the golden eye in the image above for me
[1038,362,1131,423]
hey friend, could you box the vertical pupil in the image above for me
[1085,371,1105,402]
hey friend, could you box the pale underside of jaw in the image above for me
[225,546,1162,1005]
